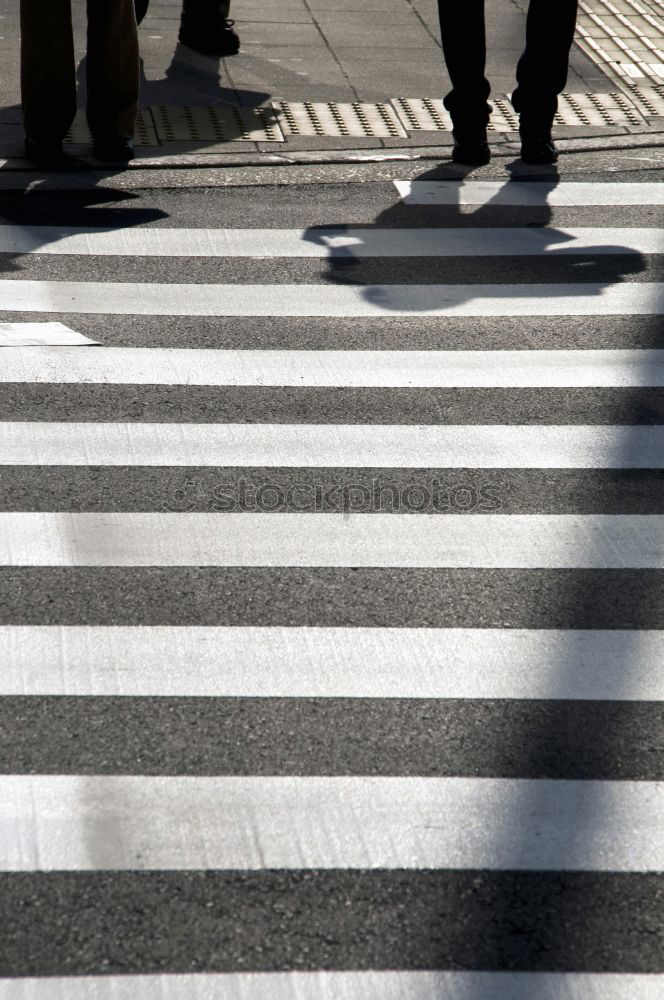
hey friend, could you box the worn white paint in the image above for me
[1,626,661,700]
[1,422,661,468]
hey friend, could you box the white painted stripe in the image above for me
[0,280,660,316]
[1,775,661,871]
[0,973,661,1000]
[2,422,661,468]
[0,513,661,568]
[0,225,661,256]
[2,347,664,387]
[2,626,661,700]
[394,179,664,206]
[0,322,96,347]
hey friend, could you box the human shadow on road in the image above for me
[303,164,660,977]
[304,161,648,314]
[0,183,169,275]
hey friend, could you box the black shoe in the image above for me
[452,128,490,166]
[178,15,240,56]
[92,136,135,162]
[520,134,558,165]
[24,137,74,167]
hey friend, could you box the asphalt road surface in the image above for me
[0,166,663,999]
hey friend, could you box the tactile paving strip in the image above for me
[65,109,158,145]
[392,97,519,131]
[576,0,664,88]
[150,104,284,142]
[391,93,647,131]
[553,90,647,124]
[617,82,664,115]
[271,101,407,138]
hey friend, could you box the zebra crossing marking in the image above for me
[2,422,661,468]
[394,180,664,205]
[0,512,661,567]
[1,179,661,990]
[2,626,661,699]
[0,280,661,316]
[0,323,97,347]
[2,347,663,387]
[0,971,659,1000]
[2,774,662,871]
[0,225,660,256]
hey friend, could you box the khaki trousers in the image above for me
[21,0,139,143]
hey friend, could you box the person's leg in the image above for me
[20,0,76,146]
[436,0,491,126]
[179,0,240,57]
[86,0,139,143]
[512,0,578,127]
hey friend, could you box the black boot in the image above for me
[24,137,76,168]
[452,125,490,166]
[93,136,135,163]
[520,130,558,165]
[512,95,559,165]
[179,2,240,56]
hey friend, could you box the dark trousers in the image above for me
[21,0,139,143]
[437,0,578,128]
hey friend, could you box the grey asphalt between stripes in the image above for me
[0,313,659,350]
[3,385,663,424]
[3,255,662,286]
[1,697,661,779]
[1,468,662,514]
[1,871,661,975]
[2,185,662,229]
[1,568,662,627]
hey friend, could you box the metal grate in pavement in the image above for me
[64,109,158,145]
[271,101,407,138]
[576,0,664,88]
[150,104,284,142]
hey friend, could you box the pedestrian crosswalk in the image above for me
[0,176,662,997]
[2,278,662,315]
[3,626,663,699]
[3,347,664,384]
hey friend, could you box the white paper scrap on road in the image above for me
[0,513,662,568]
[1,422,662,468]
[394,180,664,206]
[2,347,664,387]
[0,323,97,346]
[0,225,660,256]
[1,774,662,872]
[0,280,661,316]
[0,972,660,1000]
[2,626,662,700]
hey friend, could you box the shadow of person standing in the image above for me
[305,163,647,318]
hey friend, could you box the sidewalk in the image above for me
[1,0,663,165]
